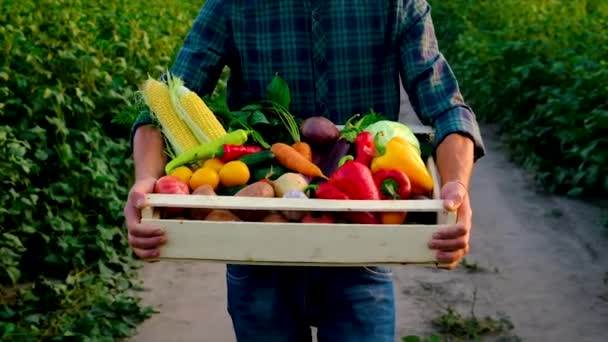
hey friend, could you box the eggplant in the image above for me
[319,138,354,178]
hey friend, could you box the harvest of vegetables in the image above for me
[141,72,436,225]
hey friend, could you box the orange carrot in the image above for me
[292,141,312,162]
[270,143,327,179]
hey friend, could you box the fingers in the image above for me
[429,223,470,269]
[130,223,165,238]
[128,231,166,248]
[128,224,167,260]
[124,177,163,260]
[436,249,468,270]
[431,224,467,240]
[429,236,467,251]
[132,246,161,260]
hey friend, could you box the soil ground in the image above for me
[130,94,608,341]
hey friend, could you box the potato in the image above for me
[261,212,288,223]
[300,116,340,146]
[233,181,275,221]
[205,210,241,222]
[189,184,216,220]
[271,173,308,198]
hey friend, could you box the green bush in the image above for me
[0,0,203,339]
[429,0,608,197]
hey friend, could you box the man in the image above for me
[124,0,485,341]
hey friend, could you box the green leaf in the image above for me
[249,110,270,126]
[241,103,262,112]
[0,307,16,320]
[265,73,291,109]
[5,266,21,284]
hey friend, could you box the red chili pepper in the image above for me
[354,131,375,167]
[219,144,263,163]
[372,169,412,200]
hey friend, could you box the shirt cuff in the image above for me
[432,106,486,162]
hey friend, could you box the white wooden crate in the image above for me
[141,153,457,267]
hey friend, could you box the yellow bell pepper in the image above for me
[370,137,434,195]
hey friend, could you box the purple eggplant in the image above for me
[320,138,354,178]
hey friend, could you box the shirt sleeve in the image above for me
[399,0,485,161]
[129,0,231,150]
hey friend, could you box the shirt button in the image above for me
[319,102,327,111]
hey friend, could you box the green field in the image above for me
[1,0,606,339]
[0,0,203,339]
[429,0,608,197]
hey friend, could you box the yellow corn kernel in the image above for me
[140,77,199,155]
[167,74,227,144]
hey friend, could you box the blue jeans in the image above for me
[226,264,395,342]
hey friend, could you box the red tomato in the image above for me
[154,176,190,195]
[154,176,190,218]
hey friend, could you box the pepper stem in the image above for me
[303,184,318,198]
[381,179,401,199]
[374,132,386,155]
[337,155,354,168]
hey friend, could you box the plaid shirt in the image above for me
[132,0,485,159]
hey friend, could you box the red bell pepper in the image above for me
[314,182,349,200]
[307,182,378,224]
[219,144,263,163]
[318,157,381,224]
[328,156,380,200]
[372,169,412,200]
[372,169,411,225]
[354,131,375,167]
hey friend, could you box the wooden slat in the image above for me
[141,218,446,265]
[144,194,448,212]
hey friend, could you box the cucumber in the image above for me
[238,150,275,168]
[253,165,287,181]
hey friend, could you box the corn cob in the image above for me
[140,77,200,156]
[167,73,227,144]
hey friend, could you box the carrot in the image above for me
[270,143,328,180]
[292,141,313,162]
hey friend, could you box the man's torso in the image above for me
[225,0,405,124]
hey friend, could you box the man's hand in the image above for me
[428,180,472,269]
[124,177,167,260]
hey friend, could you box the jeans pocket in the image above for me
[361,266,393,281]
[226,264,254,282]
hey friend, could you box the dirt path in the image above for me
[130,123,608,342]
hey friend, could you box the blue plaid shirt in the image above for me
[132,0,485,159]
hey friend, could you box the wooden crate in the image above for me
[141,154,456,267]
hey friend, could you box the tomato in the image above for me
[154,176,190,194]
[154,176,190,218]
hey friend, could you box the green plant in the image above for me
[402,288,519,341]
[0,0,203,339]
[430,0,608,198]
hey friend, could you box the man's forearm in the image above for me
[133,125,167,181]
[435,133,475,189]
